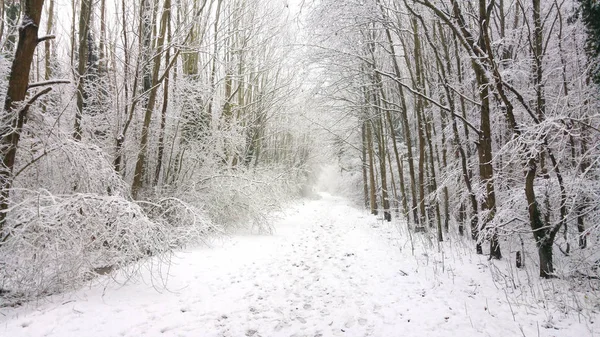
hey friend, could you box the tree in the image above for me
[306,0,599,277]
[73,0,92,141]
[1,0,47,232]
[131,0,171,198]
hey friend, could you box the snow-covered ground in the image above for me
[1,193,597,337]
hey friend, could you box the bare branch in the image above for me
[28,80,70,89]
[37,35,56,43]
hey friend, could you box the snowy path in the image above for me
[1,193,595,337]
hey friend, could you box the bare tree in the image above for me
[1,0,47,232]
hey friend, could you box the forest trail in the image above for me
[0,193,594,337]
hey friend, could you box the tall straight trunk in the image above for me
[132,0,170,198]
[475,0,501,259]
[69,0,76,68]
[412,18,442,235]
[367,120,378,215]
[451,106,478,244]
[383,25,419,227]
[375,70,410,221]
[451,27,471,156]
[385,134,399,215]
[154,2,172,186]
[376,0,413,224]
[433,24,451,233]
[0,0,4,50]
[424,112,442,241]
[98,0,106,73]
[416,108,427,228]
[1,0,46,233]
[206,0,223,118]
[440,0,500,256]
[73,0,92,141]
[557,6,580,249]
[440,119,450,233]
[433,20,472,236]
[404,17,427,229]
[521,0,567,272]
[418,0,502,255]
[362,122,369,208]
[532,0,547,174]
[419,2,481,245]
[385,108,409,221]
[131,0,154,196]
[44,0,54,80]
[113,0,133,173]
[376,114,391,222]
[577,138,589,248]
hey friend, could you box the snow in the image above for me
[1,193,597,337]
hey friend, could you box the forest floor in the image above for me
[0,192,597,337]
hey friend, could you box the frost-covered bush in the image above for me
[0,127,214,303]
[0,191,214,304]
[154,164,306,235]
[0,192,164,300]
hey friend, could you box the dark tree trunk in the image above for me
[382,25,419,227]
[361,123,369,208]
[367,121,378,216]
[0,0,46,232]
[526,159,556,278]
[376,117,391,222]
[73,0,92,141]
[538,239,555,278]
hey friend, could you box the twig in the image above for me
[37,35,56,43]
[28,80,70,89]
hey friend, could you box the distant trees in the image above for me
[308,0,600,278]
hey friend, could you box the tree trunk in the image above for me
[0,0,46,232]
[377,115,391,222]
[154,4,172,186]
[44,0,54,80]
[113,0,132,174]
[361,122,369,208]
[382,23,419,227]
[98,0,106,73]
[132,0,170,198]
[367,120,378,216]
[526,158,555,278]
[538,240,554,278]
[73,0,92,141]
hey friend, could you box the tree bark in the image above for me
[132,0,170,198]
[154,2,172,186]
[367,120,378,215]
[44,0,54,80]
[382,21,419,227]
[377,114,391,222]
[72,0,91,141]
[1,0,46,232]
[361,122,369,208]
